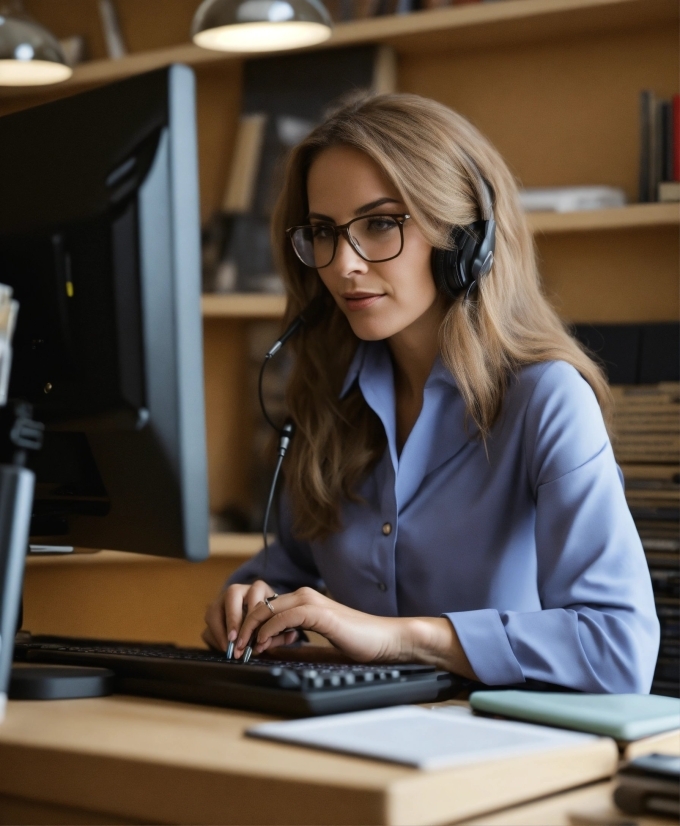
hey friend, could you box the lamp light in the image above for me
[191,0,332,54]
[0,1,72,86]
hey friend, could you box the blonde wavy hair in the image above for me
[271,92,612,542]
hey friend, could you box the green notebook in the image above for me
[469,691,680,741]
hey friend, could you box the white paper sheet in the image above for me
[247,705,597,769]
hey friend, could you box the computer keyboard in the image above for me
[14,636,461,716]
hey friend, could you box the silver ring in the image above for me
[263,597,276,615]
[270,593,279,600]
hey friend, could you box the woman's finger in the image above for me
[253,629,299,655]
[234,590,299,656]
[234,588,318,658]
[243,580,272,616]
[224,583,263,645]
[255,605,320,650]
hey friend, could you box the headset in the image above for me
[431,171,496,301]
[258,166,497,569]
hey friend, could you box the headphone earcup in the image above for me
[432,220,496,299]
[431,226,470,298]
[431,245,462,299]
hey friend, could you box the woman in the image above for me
[203,93,659,692]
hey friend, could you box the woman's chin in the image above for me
[348,320,394,342]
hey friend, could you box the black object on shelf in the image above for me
[573,322,680,384]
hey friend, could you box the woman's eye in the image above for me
[366,217,397,233]
[312,225,333,239]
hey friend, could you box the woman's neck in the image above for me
[388,297,447,452]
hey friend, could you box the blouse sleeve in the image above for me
[225,495,324,595]
[446,361,660,693]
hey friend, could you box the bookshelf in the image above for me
[3,0,679,650]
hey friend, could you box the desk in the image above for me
[0,695,620,825]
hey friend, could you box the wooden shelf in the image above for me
[199,206,679,320]
[529,202,680,234]
[209,532,265,557]
[0,0,675,100]
[201,293,286,318]
[25,533,262,565]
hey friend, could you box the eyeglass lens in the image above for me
[291,216,403,268]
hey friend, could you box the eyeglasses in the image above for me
[286,214,411,269]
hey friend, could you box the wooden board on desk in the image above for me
[0,696,618,826]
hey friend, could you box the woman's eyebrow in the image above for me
[307,197,403,222]
[355,197,402,215]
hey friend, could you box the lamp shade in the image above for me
[191,0,332,53]
[0,3,71,86]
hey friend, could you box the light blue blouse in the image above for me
[228,341,660,692]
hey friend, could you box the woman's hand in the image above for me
[232,587,478,679]
[202,580,299,654]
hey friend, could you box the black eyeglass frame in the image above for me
[286,213,411,269]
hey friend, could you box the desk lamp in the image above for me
[191,0,332,53]
[0,1,71,86]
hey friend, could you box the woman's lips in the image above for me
[343,294,384,310]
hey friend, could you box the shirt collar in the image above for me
[339,340,369,399]
[339,340,457,399]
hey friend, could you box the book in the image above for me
[661,100,674,183]
[659,181,680,202]
[639,91,678,202]
[469,691,680,741]
[221,114,268,214]
[639,90,654,203]
[614,754,680,819]
[674,94,680,183]
[98,0,126,59]
[58,36,87,68]
[519,186,626,213]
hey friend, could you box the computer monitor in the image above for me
[0,64,209,562]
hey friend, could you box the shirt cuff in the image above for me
[444,608,525,686]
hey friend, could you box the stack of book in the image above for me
[613,384,680,697]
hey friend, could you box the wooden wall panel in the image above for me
[195,63,242,223]
[23,0,199,59]
[23,0,110,61]
[22,556,248,647]
[537,225,680,323]
[203,320,253,514]
[399,25,679,200]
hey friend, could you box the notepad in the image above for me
[247,705,596,769]
[469,691,680,741]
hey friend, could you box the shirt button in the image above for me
[377,582,387,592]
[382,522,392,536]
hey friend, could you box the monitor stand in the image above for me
[9,663,114,700]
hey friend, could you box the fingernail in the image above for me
[228,630,237,642]
[226,641,234,660]
[243,646,252,663]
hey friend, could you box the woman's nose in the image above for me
[333,231,368,276]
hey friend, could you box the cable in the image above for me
[258,355,280,433]
[257,296,326,576]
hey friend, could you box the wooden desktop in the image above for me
[0,691,677,825]
[0,694,617,825]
